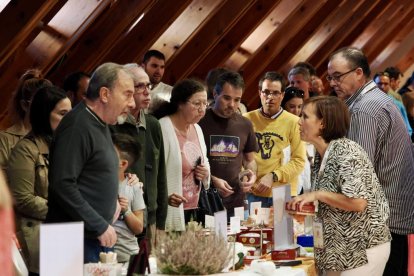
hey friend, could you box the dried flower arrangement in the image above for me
[154,223,232,275]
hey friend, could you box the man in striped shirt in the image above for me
[327,47,414,276]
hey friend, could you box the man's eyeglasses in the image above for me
[188,100,208,110]
[134,82,152,94]
[326,68,358,82]
[260,89,283,98]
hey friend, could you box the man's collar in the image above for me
[125,110,146,129]
[345,80,376,107]
[259,106,283,119]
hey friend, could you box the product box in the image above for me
[285,202,316,216]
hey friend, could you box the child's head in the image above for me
[111,133,141,176]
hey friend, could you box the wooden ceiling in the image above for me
[1,0,414,128]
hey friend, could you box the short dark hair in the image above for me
[30,85,68,141]
[86,63,125,100]
[214,71,244,95]
[8,69,52,123]
[205,67,229,99]
[281,87,304,109]
[330,47,371,78]
[63,71,90,92]
[112,133,141,167]
[293,62,316,76]
[304,96,350,142]
[259,71,286,91]
[152,79,206,119]
[142,49,166,64]
[384,66,402,80]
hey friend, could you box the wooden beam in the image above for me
[311,0,391,75]
[103,0,193,65]
[47,0,152,83]
[365,2,414,66]
[241,0,339,109]
[190,0,282,80]
[281,0,372,73]
[163,0,257,85]
[0,0,64,68]
[396,45,414,73]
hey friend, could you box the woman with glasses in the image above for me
[8,86,71,275]
[154,79,210,232]
[288,96,390,275]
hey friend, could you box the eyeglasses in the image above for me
[260,89,283,98]
[326,68,358,82]
[188,100,208,110]
[134,82,152,94]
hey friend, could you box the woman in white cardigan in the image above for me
[154,79,210,232]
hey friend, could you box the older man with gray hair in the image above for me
[111,63,168,253]
[46,62,136,263]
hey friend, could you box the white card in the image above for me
[250,201,262,219]
[230,216,240,234]
[205,215,215,229]
[234,207,244,220]
[214,210,227,240]
[258,207,270,225]
[272,185,294,247]
[40,222,84,276]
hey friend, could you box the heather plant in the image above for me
[154,227,232,274]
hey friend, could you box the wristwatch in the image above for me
[271,172,278,182]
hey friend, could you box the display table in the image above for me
[145,256,316,276]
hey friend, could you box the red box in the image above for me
[271,248,298,260]
[285,202,315,216]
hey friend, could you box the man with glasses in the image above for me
[111,64,168,253]
[244,72,305,207]
[328,47,414,276]
[198,71,258,218]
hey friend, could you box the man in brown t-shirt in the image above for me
[199,71,258,217]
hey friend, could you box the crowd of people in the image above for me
[0,47,413,276]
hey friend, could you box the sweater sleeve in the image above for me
[154,122,168,230]
[274,119,306,185]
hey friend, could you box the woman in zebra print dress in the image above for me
[288,96,391,275]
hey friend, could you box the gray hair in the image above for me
[86,62,125,100]
[288,66,311,81]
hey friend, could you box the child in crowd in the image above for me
[112,133,145,263]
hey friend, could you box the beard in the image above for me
[116,114,127,125]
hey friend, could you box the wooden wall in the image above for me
[1,0,414,128]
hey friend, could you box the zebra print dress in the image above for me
[312,138,391,271]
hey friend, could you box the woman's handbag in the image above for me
[197,185,225,224]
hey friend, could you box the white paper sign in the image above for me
[250,201,262,222]
[214,210,227,240]
[258,207,270,225]
[205,215,215,229]
[230,216,241,234]
[40,222,84,276]
[272,185,294,248]
[234,207,244,220]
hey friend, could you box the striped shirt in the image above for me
[345,80,414,235]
